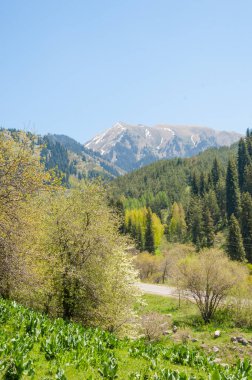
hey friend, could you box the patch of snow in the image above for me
[85,141,92,148]
[145,129,151,138]
[164,127,175,136]
[157,137,163,150]
[191,135,198,147]
[114,122,126,131]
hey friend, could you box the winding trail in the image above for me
[136,282,178,297]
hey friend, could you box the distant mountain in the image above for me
[85,122,242,172]
[45,134,125,180]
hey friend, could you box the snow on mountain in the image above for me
[84,122,241,172]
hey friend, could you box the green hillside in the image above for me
[1,297,252,380]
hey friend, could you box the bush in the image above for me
[140,312,171,341]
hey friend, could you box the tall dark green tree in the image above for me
[145,208,155,253]
[203,207,215,248]
[191,172,199,195]
[226,214,246,261]
[226,159,241,220]
[243,163,252,195]
[199,173,207,196]
[241,193,252,263]
[237,138,251,191]
[246,128,252,157]
[187,197,204,248]
[211,157,222,189]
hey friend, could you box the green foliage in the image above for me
[226,214,246,261]
[1,298,252,379]
[226,159,241,220]
[125,207,164,253]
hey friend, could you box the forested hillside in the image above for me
[110,131,252,262]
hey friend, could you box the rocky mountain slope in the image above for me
[44,134,125,180]
[85,122,241,172]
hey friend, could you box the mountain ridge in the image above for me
[84,122,242,172]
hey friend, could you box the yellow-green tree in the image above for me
[168,202,187,242]
[23,183,140,332]
[0,131,56,298]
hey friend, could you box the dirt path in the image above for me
[136,282,178,297]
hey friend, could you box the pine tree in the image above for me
[241,193,252,263]
[243,163,252,195]
[211,158,222,189]
[203,207,215,247]
[145,208,155,253]
[237,138,251,191]
[226,214,246,261]
[199,173,207,195]
[226,159,241,220]
[191,172,199,195]
[187,197,204,248]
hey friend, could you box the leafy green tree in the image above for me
[0,131,57,299]
[226,159,241,220]
[177,249,247,323]
[25,183,140,331]
[226,214,246,261]
[151,213,164,251]
[168,202,187,242]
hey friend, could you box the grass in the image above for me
[0,296,252,379]
[140,294,252,365]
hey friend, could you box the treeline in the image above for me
[0,131,138,332]
[188,129,252,261]
[111,131,252,262]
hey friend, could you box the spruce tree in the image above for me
[187,197,204,248]
[145,208,155,253]
[243,163,252,195]
[191,172,199,195]
[226,159,241,220]
[211,157,221,189]
[203,207,215,247]
[241,193,252,263]
[237,138,251,191]
[226,214,246,261]
[199,173,206,195]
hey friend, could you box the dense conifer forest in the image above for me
[110,130,252,262]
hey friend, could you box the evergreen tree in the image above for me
[199,173,207,195]
[226,214,246,261]
[246,128,252,157]
[243,163,252,195]
[237,138,251,191]
[241,193,252,263]
[187,197,204,248]
[145,208,155,253]
[203,190,221,228]
[211,158,222,189]
[191,172,199,195]
[203,207,215,247]
[226,159,241,220]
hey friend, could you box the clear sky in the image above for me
[0,0,251,142]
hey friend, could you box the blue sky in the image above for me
[0,0,252,142]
